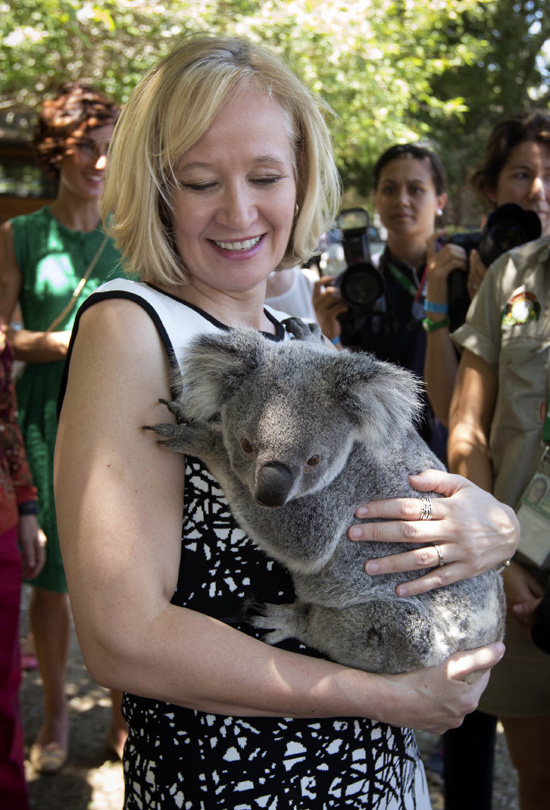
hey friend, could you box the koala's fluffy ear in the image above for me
[180,329,266,420]
[336,351,424,446]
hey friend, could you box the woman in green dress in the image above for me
[0,82,127,773]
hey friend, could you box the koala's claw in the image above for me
[143,422,180,439]
[158,397,188,424]
[282,317,324,343]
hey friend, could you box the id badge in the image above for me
[516,446,550,569]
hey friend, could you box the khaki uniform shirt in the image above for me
[452,236,550,716]
[452,236,550,511]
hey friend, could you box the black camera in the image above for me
[443,203,542,330]
[330,208,384,312]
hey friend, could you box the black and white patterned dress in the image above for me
[72,280,431,810]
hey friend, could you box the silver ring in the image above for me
[434,543,446,567]
[419,496,432,521]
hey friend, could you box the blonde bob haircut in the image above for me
[102,34,341,285]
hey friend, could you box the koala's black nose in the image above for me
[255,462,294,508]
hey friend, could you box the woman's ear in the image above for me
[436,192,448,215]
[483,182,498,207]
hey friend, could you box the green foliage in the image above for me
[418,0,550,222]
[1,0,549,210]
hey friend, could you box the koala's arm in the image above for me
[144,399,230,479]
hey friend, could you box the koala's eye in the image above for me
[241,438,254,456]
[305,454,321,468]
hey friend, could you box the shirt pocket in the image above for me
[493,337,550,437]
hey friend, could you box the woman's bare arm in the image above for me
[422,233,467,426]
[54,299,503,732]
[447,348,498,490]
[0,221,71,362]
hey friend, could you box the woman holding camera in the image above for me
[423,110,550,430]
[314,142,456,460]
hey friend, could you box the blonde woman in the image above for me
[55,36,515,808]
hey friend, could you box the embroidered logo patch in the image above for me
[501,291,541,328]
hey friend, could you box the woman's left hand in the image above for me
[347,468,519,597]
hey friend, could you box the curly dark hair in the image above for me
[471,110,550,205]
[33,81,120,179]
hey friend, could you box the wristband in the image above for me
[19,501,39,516]
[422,316,450,333]
[330,335,341,346]
[424,299,449,314]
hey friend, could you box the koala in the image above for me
[148,317,505,675]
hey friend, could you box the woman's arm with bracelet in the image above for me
[422,232,467,426]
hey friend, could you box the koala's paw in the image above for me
[282,317,324,343]
[248,600,309,646]
[142,421,200,455]
[158,397,188,425]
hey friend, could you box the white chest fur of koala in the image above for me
[148,318,505,675]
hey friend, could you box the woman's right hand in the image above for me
[8,327,72,362]
[504,561,544,631]
[425,230,468,289]
[312,276,349,342]
[383,641,505,734]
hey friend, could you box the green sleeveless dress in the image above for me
[11,207,125,592]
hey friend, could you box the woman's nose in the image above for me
[95,154,107,171]
[529,176,545,199]
[217,184,257,229]
[396,187,411,206]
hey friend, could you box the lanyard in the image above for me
[387,261,428,302]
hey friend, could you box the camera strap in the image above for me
[386,260,429,328]
[386,261,428,302]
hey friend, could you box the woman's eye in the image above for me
[241,438,254,455]
[182,182,217,191]
[305,454,321,468]
[252,176,282,187]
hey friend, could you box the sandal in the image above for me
[29,742,68,774]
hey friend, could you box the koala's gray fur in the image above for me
[148,317,504,675]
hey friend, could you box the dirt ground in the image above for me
[20,587,519,810]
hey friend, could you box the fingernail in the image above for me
[365,561,379,575]
[356,506,369,517]
[396,585,408,596]
[349,526,363,540]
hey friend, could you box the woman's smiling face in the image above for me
[171,86,297,296]
[58,123,114,203]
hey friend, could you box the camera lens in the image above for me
[339,263,384,309]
